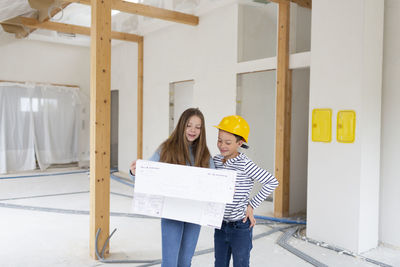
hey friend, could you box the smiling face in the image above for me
[185,115,202,144]
[217,130,243,160]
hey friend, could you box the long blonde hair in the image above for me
[160,108,211,167]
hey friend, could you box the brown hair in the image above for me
[233,134,249,149]
[159,108,211,167]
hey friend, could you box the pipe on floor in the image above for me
[0,202,155,219]
[255,215,306,225]
[278,226,329,267]
[0,169,89,179]
[95,228,157,264]
[0,170,392,267]
[96,224,294,266]
[293,227,394,267]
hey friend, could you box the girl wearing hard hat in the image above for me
[213,115,279,267]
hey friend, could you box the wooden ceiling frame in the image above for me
[0,2,71,38]
[0,0,199,41]
[64,0,199,26]
[2,16,142,42]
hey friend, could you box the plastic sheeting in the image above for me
[0,0,34,41]
[0,82,84,174]
[0,0,34,22]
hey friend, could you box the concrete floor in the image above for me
[0,169,399,267]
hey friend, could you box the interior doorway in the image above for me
[169,80,194,134]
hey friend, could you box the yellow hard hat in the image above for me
[215,115,250,143]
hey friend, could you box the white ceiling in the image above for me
[0,0,265,46]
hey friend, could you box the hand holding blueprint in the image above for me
[132,160,237,228]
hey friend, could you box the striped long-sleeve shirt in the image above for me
[214,153,279,221]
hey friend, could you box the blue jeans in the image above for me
[214,220,253,267]
[161,218,201,267]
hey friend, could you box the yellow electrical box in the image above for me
[311,109,332,142]
[337,110,356,143]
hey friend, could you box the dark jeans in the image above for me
[214,219,253,267]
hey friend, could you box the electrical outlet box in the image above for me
[337,110,356,143]
[312,109,332,142]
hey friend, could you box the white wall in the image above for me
[0,39,91,164]
[111,42,138,172]
[140,4,238,159]
[290,68,309,215]
[237,3,277,62]
[287,4,311,216]
[0,39,90,93]
[380,0,400,248]
[237,70,276,172]
[307,0,384,253]
[290,4,311,54]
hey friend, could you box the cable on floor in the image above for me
[0,202,155,219]
[293,226,393,267]
[95,223,295,266]
[278,226,329,267]
[95,228,158,264]
[255,214,306,225]
[0,170,393,267]
[0,169,89,179]
[0,168,134,187]
[110,172,134,188]
[0,191,89,202]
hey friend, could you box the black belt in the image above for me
[222,219,243,226]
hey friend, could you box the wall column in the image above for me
[307,0,384,253]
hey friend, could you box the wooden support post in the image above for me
[274,1,291,218]
[137,38,144,159]
[89,0,111,259]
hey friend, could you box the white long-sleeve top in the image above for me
[213,153,279,221]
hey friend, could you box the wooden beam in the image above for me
[64,0,199,25]
[89,0,111,259]
[293,0,311,8]
[29,1,72,33]
[137,38,144,159]
[0,23,30,38]
[268,0,311,9]
[2,16,142,43]
[28,0,57,21]
[0,2,70,39]
[113,0,198,26]
[0,79,79,88]
[274,1,291,218]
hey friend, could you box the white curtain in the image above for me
[0,83,36,173]
[0,82,85,173]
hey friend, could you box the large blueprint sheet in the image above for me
[132,160,236,228]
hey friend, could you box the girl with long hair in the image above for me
[130,107,215,267]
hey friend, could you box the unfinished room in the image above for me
[0,0,399,266]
